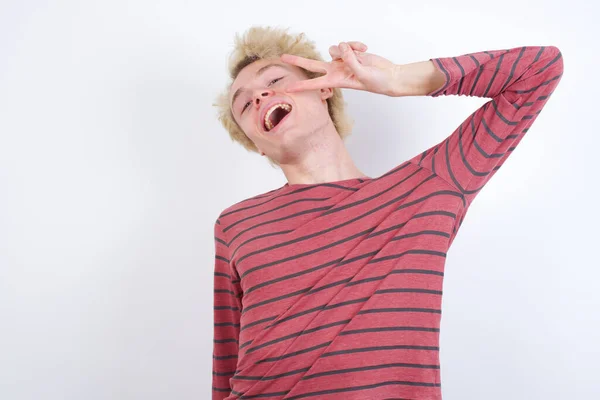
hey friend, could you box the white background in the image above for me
[1,1,598,399]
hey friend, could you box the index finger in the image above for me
[280,54,327,73]
[284,75,331,93]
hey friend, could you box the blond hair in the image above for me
[213,26,353,167]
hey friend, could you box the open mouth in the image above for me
[263,103,292,132]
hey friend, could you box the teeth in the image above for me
[264,103,291,131]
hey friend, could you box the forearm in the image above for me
[391,46,563,99]
[390,60,446,97]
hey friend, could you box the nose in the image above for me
[253,89,274,108]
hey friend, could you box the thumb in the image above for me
[339,42,364,76]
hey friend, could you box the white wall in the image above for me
[0,1,598,399]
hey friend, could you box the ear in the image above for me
[320,87,333,100]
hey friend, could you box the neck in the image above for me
[279,123,368,186]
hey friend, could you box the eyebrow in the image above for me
[231,63,289,113]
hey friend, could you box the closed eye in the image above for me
[269,77,284,86]
[241,77,285,113]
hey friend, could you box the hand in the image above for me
[280,41,399,96]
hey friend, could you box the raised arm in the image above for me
[407,46,564,205]
[280,43,564,206]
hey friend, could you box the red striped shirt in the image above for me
[212,45,563,399]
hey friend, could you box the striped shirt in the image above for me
[212,45,564,399]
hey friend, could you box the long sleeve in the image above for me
[411,46,564,206]
[212,217,242,400]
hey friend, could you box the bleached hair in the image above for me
[213,26,354,168]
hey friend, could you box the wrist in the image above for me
[389,63,407,97]
[390,61,446,97]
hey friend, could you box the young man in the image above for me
[211,26,563,399]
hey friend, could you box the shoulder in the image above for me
[213,184,288,229]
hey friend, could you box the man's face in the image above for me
[229,57,333,162]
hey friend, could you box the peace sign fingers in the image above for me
[283,74,331,93]
[280,54,328,74]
